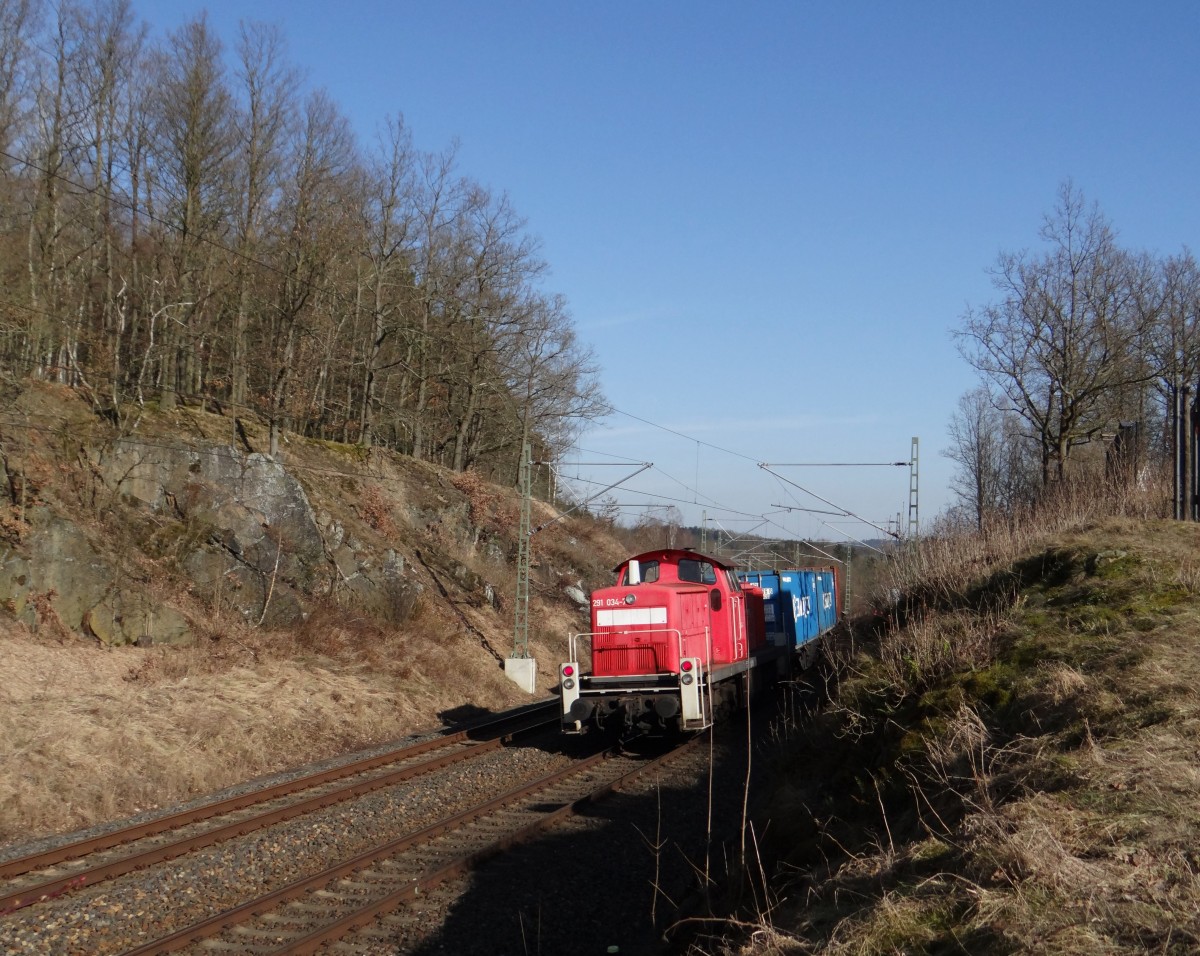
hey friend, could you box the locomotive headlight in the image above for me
[680,659,694,672]
[562,677,576,690]
[624,594,636,605]
[562,664,575,677]
[681,673,694,686]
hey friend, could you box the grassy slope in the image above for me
[0,612,537,840]
[719,519,1200,955]
[0,384,633,845]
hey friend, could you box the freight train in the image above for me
[559,548,840,735]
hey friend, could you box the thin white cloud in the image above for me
[577,305,682,332]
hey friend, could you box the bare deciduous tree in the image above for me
[943,386,1039,530]
[229,19,297,408]
[0,6,604,484]
[148,12,235,408]
[955,182,1156,486]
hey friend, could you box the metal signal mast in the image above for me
[908,436,919,540]
[512,442,533,660]
[505,447,651,693]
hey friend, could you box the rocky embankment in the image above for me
[0,381,605,649]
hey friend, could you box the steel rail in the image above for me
[119,745,625,955]
[0,700,558,913]
[119,736,704,955]
[273,733,706,956]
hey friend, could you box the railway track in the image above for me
[124,736,704,955]
[0,701,715,955]
[0,703,559,926]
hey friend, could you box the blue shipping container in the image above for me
[739,569,838,650]
[739,571,786,646]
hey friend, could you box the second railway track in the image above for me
[1,701,747,956]
[0,702,570,948]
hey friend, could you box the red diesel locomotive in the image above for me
[559,548,840,735]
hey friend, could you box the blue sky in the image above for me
[148,1,1200,545]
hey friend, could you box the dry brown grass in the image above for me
[0,620,406,840]
[0,586,554,845]
[0,383,629,850]
[0,539,595,844]
[0,536,599,847]
[705,481,1200,956]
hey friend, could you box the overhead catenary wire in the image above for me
[571,446,647,464]
[768,462,902,542]
[757,513,847,564]
[760,462,900,539]
[771,503,847,517]
[768,461,910,467]
[600,405,761,464]
[704,518,770,550]
[531,462,652,534]
[565,440,902,559]
[563,472,768,520]
[817,520,887,555]
[573,438,858,536]
[651,464,734,512]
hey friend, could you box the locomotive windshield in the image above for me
[620,560,659,585]
[678,559,717,585]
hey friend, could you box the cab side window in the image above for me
[678,559,701,583]
[678,559,717,584]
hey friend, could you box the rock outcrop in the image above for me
[1,429,425,643]
[0,384,613,651]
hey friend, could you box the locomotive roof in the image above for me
[611,548,732,574]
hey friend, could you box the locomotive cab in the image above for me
[560,549,764,735]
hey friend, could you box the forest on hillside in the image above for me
[0,0,605,485]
